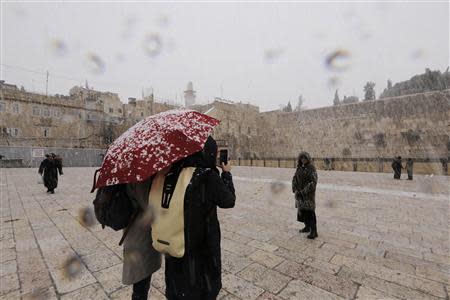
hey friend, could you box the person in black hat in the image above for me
[38,153,63,194]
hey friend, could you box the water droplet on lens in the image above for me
[325,49,351,72]
[63,256,82,279]
[79,207,96,227]
[86,52,105,74]
[142,33,163,58]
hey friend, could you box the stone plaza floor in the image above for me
[0,167,449,299]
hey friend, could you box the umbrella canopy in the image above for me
[95,109,220,189]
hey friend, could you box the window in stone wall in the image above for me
[109,108,114,113]
[43,108,50,117]
[7,128,19,137]
[141,112,144,117]
[12,103,19,114]
[43,128,50,138]
[53,108,60,117]
[118,108,122,113]
[33,106,40,116]
[0,102,6,112]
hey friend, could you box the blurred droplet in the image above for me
[328,76,341,88]
[9,6,26,17]
[136,204,157,228]
[86,53,105,74]
[116,53,125,63]
[270,181,285,195]
[324,199,335,208]
[142,33,163,58]
[124,250,141,265]
[264,49,283,63]
[27,287,51,300]
[63,256,82,279]
[79,207,96,227]
[411,49,425,60]
[158,15,170,28]
[50,39,68,57]
[122,15,137,39]
[359,32,372,40]
[325,49,351,72]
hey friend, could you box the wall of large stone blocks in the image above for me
[249,90,450,161]
[0,146,105,168]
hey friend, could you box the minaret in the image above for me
[184,81,196,107]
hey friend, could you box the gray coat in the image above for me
[122,178,161,285]
[292,152,317,211]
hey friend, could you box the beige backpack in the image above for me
[149,167,195,258]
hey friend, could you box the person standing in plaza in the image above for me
[391,156,402,179]
[38,153,63,194]
[163,136,236,300]
[406,158,414,180]
[292,151,318,239]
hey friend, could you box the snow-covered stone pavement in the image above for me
[1,167,448,299]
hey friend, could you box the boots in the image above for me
[307,228,318,239]
[299,227,310,233]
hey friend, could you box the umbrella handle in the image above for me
[90,168,101,193]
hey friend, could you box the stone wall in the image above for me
[0,146,105,167]
[248,90,450,160]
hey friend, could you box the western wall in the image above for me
[208,90,450,174]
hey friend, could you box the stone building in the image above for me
[0,82,176,149]
[0,83,106,148]
[123,94,177,125]
[1,79,448,172]
[195,98,260,158]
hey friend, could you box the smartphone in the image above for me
[219,149,228,165]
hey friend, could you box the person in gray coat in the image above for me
[406,158,413,180]
[123,178,162,300]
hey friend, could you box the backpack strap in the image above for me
[90,168,101,193]
[118,209,140,246]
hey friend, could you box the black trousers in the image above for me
[302,210,317,230]
[132,275,152,300]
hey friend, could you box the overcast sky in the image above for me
[1,1,448,111]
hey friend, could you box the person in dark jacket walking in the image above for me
[391,156,402,179]
[164,136,236,300]
[292,151,318,239]
[38,153,63,194]
[406,158,413,180]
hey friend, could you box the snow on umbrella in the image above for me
[94,109,220,189]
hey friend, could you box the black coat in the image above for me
[165,167,235,300]
[39,158,63,190]
[292,152,317,211]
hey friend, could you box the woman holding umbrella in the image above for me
[93,110,226,300]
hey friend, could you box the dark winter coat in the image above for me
[165,166,235,300]
[38,158,63,190]
[391,158,402,179]
[292,152,317,211]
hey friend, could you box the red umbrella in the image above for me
[94,109,220,189]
